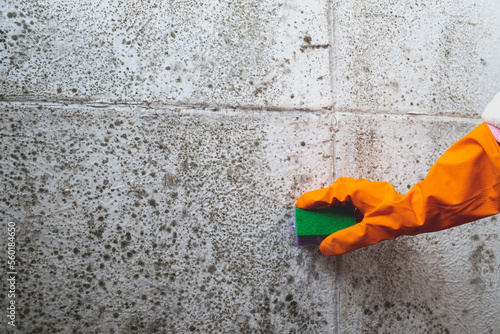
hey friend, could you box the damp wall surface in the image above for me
[1,1,500,333]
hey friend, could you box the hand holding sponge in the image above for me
[296,90,500,256]
[295,205,356,246]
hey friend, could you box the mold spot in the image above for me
[207,264,216,274]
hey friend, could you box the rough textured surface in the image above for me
[338,223,500,334]
[334,113,500,333]
[0,103,336,333]
[1,0,500,333]
[333,0,500,117]
[333,112,481,186]
[0,0,332,110]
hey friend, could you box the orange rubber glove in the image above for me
[296,122,500,255]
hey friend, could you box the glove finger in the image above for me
[296,177,392,213]
[295,185,351,210]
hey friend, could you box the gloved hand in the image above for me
[296,92,500,256]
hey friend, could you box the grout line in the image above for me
[335,255,342,334]
[327,1,342,333]
[335,109,483,124]
[0,99,480,121]
[327,0,337,112]
[0,98,480,120]
[0,98,483,122]
[0,98,332,114]
[327,0,338,180]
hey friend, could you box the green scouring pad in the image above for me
[295,206,357,246]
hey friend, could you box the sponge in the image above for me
[295,206,356,246]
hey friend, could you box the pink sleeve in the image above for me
[487,123,500,143]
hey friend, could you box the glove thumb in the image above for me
[319,218,395,255]
[296,177,396,215]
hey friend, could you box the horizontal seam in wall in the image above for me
[0,98,482,122]
[335,109,482,123]
[0,98,333,113]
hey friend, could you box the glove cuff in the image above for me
[482,90,500,128]
[487,123,500,143]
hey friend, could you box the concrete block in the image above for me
[333,112,500,333]
[0,0,332,110]
[333,0,500,117]
[0,102,337,333]
[333,111,481,191]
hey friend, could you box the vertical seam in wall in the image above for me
[327,0,338,182]
[327,1,342,334]
[335,254,342,334]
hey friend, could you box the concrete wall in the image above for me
[1,0,499,333]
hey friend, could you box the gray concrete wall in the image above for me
[1,0,499,333]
